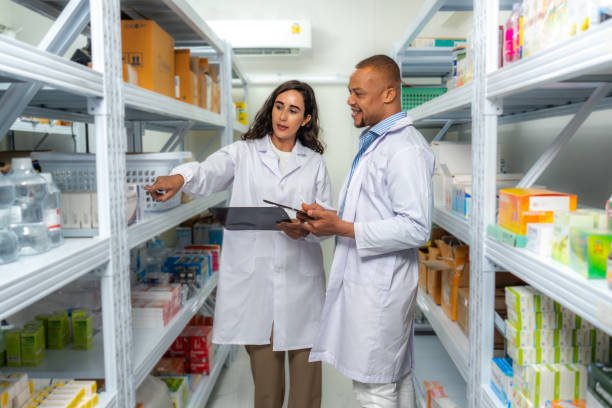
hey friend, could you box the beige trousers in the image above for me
[245,342,322,408]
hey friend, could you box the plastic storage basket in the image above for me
[31,152,192,212]
[401,87,447,110]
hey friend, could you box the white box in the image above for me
[526,223,554,258]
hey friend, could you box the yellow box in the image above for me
[121,20,175,98]
[498,188,577,235]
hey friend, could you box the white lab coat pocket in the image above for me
[344,252,396,291]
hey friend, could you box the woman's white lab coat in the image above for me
[172,136,332,350]
[309,116,435,383]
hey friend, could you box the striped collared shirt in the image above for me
[339,111,407,217]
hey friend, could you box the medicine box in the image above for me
[498,188,577,235]
[552,210,607,265]
[569,228,612,279]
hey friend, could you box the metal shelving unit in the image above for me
[487,239,612,335]
[128,191,229,249]
[133,274,219,387]
[433,207,471,245]
[397,1,612,406]
[417,292,469,380]
[3,274,219,382]
[1,0,246,405]
[0,238,110,320]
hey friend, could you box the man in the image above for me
[302,55,434,407]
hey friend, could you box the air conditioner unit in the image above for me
[207,20,312,56]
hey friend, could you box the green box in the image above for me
[20,325,44,366]
[47,312,69,350]
[569,228,612,279]
[552,210,606,265]
[5,330,21,367]
[35,314,50,348]
[487,224,528,248]
[72,314,93,350]
[401,87,447,111]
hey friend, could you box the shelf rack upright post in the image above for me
[469,0,500,405]
[89,0,133,405]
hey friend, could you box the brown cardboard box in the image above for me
[174,49,198,105]
[441,260,470,321]
[425,247,443,304]
[457,287,469,335]
[190,58,209,109]
[429,239,469,320]
[121,20,174,97]
[208,65,221,113]
[210,79,220,113]
[418,247,428,291]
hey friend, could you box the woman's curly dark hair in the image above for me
[242,80,325,154]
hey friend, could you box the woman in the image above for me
[146,80,331,408]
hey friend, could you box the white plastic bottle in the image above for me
[9,158,50,255]
[40,173,63,248]
[0,173,18,264]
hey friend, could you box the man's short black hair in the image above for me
[355,55,401,90]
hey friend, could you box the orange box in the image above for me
[434,240,469,321]
[425,247,443,304]
[457,287,469,335]
[174,49,198,105]
[498,188,577,235]
[441,261,469,321]
[121,20,174,97]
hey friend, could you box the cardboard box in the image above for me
[498,188,577,235]
[457,287,469,335]
[441,263,469,321]
[209,65,220,113]
[174,49,198,105]
[418,247,428,290]
[195,58,210,109]
[425,247,443,304]
[121,20,174,97]
[432,239,469,321]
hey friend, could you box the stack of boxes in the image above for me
[490,187,612,283]
[131,284,184,329]
[499,286,610,407]
[0,373,32,408]
[422,238,470,321]
[2,310,94,369]
[153,314,214,406]
[23,380,98,408]
[119,20,220,111]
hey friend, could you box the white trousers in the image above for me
[352,372,416,408]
